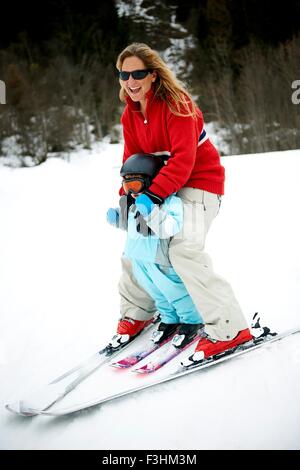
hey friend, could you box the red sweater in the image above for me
[120,88,225,198]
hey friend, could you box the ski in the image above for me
[110,333,176,369]
[5,318,158,417]
[25,326,300,416]
[131,333,201,373]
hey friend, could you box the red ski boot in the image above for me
[181,328,253,367]
[109,317,153,349]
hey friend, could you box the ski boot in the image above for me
[151,322,179,344]
[172,323,203,349]
[181,312,277,367]
[109,317,153,350]
[181,327,253,367]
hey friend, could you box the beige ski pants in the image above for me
[118,188,248,340]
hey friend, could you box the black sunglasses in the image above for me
[119,69,152,81]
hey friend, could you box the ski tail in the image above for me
[250,312,277,340]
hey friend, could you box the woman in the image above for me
[111,42,252,364]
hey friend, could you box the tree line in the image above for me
[0,0,299,165]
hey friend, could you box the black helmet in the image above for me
[120,153,166,179]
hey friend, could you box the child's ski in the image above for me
[110,334,176,369]
[132,334,201,373]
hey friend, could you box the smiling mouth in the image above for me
[128,86,142,94]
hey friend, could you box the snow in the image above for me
[116,0,156,22]
[0,142,300,450]
[162,36,196,79]
[115,0,196,81]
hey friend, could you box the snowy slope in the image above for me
[0,144,300,449]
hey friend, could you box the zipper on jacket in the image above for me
[142,110,148,124]
[142,96,152,124]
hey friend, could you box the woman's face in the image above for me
[120,56,156,103]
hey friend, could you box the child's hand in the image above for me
[106,208,119,226]
[135,194,155,216]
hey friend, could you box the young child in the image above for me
[107,153,203,349]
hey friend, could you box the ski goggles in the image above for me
[122,177,146,195]
[119,69,152,81]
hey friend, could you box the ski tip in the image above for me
[5,402,21,415]
[5,401,39,417]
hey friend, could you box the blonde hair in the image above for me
[116,43,198,118]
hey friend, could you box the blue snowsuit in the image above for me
[123,195,203,325]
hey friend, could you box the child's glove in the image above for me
[134,194,158,236]
[135,194,155,216]
[134,192,164,236]
[106,208,119,227]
